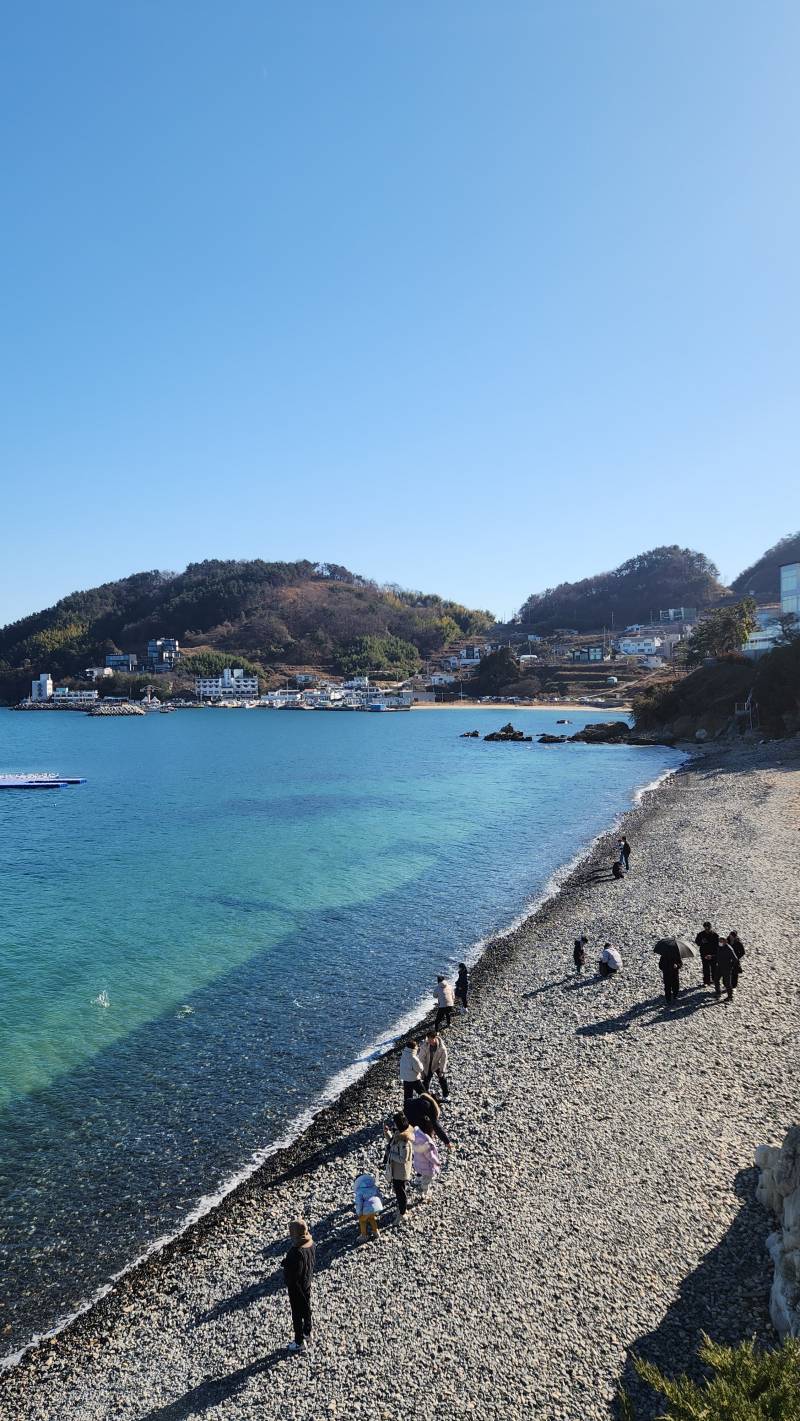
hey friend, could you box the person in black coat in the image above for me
[619,838,631,871]
[655,938,682,1004]
[455,963,469,1013]
[727,930,745,989]
[694,921,720,990]
[404,1091,452,1149]
[717,937,740,1002]
[282,1218,315,1351]
[573,935,588,975]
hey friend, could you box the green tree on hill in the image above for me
[686,599,757,664]
[472,648,521,694]
[336,635,420,677]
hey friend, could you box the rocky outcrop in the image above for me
[484,722,533,743]
[459,730,480,738]
[756,1125,800,1337]
[569,721,633,744]
[538,733,566,744]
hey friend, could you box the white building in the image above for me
[743,610,782,660]
[618,635,664,656]
[53,687,99,705]
[30,673,53,701]
[195,667,260,700]
[84,666,114,681]
[342,676,370,690]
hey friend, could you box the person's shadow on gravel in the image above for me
[616,1167,774,1419]
[576,997,664,1035]
[195,1204,362,1327]
[138,1348,286,1420]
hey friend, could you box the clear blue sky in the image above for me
[2,1,798,624]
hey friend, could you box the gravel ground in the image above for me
[2,739,798,1421]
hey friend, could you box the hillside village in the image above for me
[4,536,800,721]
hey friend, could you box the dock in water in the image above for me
[0,775,86,790]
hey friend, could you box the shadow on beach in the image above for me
[616,1167,774,1419]
[138,1349,287,1420]
[576,989,715,1036]
[196,1200,370,1328]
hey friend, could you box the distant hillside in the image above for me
[0,560,495,696]
[730,531,800,602]
[516,546,728,633]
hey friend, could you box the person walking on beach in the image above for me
[382,1113,414,1219]
[419,1030,449,1099]
[728,930,746,989]
[573,935,588,975]
[455,962,469,1013]
[619,838,631,871]
[695,921,720,990]
[404,1090,453,1150]
[716,936,740,1002]
[281,1218,315,1352]
[434,976,455,1029]
[598,943,622,978]
[655,937,682,1004]
[412,1124,441,1202]
[353,1170,383,1241]
[399,1040,425,1102]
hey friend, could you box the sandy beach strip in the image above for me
[1,738,798,1421]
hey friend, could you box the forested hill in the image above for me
[730,531,800,601]
[516,546,729,633]
[0,560,494,686]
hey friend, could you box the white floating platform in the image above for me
[0,775,86,790]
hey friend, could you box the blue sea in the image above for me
[0,706,682,1358]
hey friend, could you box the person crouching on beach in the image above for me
[455,962,469,1013]
[412,1124,441,1202]
[573,935,588,975]
[598,943,622,978]
[399,1040,425,1102]
[404,1090,452,1151]
[353,1170,383,1240]
[611,860,624,880]
[382,1113,414,1219]
[419,1029,449,1099]
[281,1218,315,1352]
[434,975,455,1029]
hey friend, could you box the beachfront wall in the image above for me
[756,1124,800,1338]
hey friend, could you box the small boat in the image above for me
[0,774,86,790]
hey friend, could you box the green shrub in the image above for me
[619,1334,800,1420]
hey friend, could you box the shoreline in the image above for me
[410,701,632,712]
[0,751,684,1376]
[2,736,798,1419]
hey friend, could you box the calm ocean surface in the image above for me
[0,706,682,1356]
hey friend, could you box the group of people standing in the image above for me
[281,965,468,1350]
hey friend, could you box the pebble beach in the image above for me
[2,738,798,1421]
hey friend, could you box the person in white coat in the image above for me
[598,943,623,978]
[399,1040,425,1103]
[434,976,455,1029]
[353,1171,383,1240]
[419,1030,449,1099]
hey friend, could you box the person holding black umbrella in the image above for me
[654,937,682,1004]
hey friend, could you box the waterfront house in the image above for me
[106,653,138,672]
[30,673,53,701]
[195,667,259,700]
[53,687,99,705]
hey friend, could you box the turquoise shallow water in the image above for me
[0,706,682,1356]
